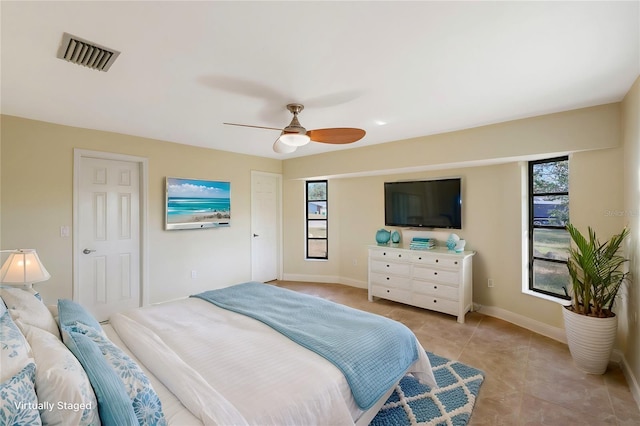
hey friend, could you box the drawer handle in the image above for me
[418,257,422,260]
[434,272,438,275]
[386,277,390,280]
[436,259,439,263]
[434,285,438,289]
[386,264,390,268]
[455,261,458,265]
[398,254,402,258]
[387,290,390,293]
[433,300,437,303]
[383,252,387,256]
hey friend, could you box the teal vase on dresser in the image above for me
[375,229,391,245]
[391,230,401,245]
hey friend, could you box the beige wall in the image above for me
[283,103,625,329]
[0,125,2,248]
[283,151,623,331]
[622,75,640,398]
[0,115,281,304]
[284,103,620,180]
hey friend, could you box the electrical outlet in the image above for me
[352,259,358,266]
[488,278,494,288]
[191,270,197,279]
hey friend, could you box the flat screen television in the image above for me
[384,178,462,229]
[165,177,231,230]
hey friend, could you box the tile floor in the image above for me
[273,280,640,426]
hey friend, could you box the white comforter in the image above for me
[110,297,435,426]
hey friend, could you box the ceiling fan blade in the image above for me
[307,128,366,144]
[223,122,283,131]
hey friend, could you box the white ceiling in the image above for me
[1,1,638,159]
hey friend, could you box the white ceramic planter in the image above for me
[562,306,618,374]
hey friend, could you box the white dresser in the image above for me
[368,245,475,323]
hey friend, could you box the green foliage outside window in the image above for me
[529,157,570,299]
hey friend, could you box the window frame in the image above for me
[528,156,571,300]
[305,180,328,260]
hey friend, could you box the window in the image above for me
[528,156,570,299]
[306,180,328,259]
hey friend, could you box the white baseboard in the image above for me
[339,277,367,289]
[281,273,342,284]
[616,350,640,411]
[474,304,567,343]
[280,274,366,289]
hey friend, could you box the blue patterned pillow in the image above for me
[74,323,167,426]
[58,299,103,333]
[0,363,42,425]
[0,309,33,383]
[61,328,138,426]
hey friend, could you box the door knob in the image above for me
[253,233,259,237]
[83,248,96,254]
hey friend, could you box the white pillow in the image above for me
[22,324,101,425]
[0,287,61,339]
[48,303,59,319]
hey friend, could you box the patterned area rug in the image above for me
[370,352,485,426]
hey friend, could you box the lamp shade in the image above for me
[0,249,51,285]
[273,138,297,154]
[279,133,310,147]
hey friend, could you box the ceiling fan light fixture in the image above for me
[279,133,310,147]
[273,138,297,153]
[223,102,365,150]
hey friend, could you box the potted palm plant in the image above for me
[563,223,630,374]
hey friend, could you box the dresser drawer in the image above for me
[370,249,409,261]
[370,272,412,289]
[410,253,461,269]
[370,259,411,276]
[413,266,459,285]
[413,281,458,300]
[371,285,411,303]
[413,294,459,316]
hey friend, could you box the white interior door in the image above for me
[251,171,281,282]
[77,155,142,321]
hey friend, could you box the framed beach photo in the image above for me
[165,177,231,230]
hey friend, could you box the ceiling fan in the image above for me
[224,103,366,153]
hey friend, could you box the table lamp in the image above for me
[0,249,51,289]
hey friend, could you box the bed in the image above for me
[0,282,436,425]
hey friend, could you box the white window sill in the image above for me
[522,288,570,305]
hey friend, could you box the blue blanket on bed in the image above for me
[192,282,419,410]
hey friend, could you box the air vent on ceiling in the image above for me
[57,32,120,72]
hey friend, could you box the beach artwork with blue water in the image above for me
[167,178,230,225]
